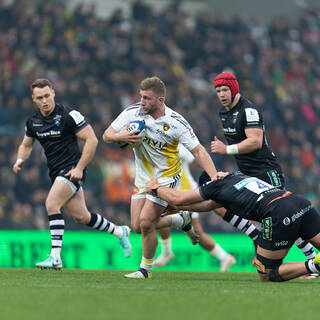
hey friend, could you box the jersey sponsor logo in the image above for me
[156,129,171,139]
[143,136,168,150]
[283,217,291,226]
[262,217,272,240]
[33,123,43,127]
[163,123,170,131]
[232,111,238,124]
[245,108,259,122]
[275,240,289,247]
[234,177,273,195]
[291,205,313,222]
[36,130,61,138]
[233,177,258,190]
[69,110,85,125]
[53,114,62,126]
[267,170,282,187]
[223,127,236,134]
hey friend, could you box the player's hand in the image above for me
[118,124,143,145]
[65,167,83,181]
[13,158,24,173]
[146,178,158,193]
[212,171,229,181]
[211,136,227,155]
[161,204,180,216]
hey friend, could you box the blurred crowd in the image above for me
[1,0,320,232]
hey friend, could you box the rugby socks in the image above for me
[160,237,173,256]
[295,238,316,260]
[49,213,64,260]
[140,256,153,272]
[170,213,184,229]
[306,260,320,274]
[210,243,229,262]
[87,212,123,239]
[223,210,259,241]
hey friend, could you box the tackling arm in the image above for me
[146,179,220,211]
[175,199,221,212]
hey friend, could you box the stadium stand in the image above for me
[1,0,320,232]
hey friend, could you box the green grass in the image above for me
[0,269,317,320]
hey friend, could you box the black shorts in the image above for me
[50,167,86,192]
[258,193,320,250]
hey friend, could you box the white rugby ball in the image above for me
[118,120,146,150]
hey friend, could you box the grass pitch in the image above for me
[0,269,317,320]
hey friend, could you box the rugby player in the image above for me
[211,72,317,277]
[146,171,320,282]
[103,76,217,279]
[154,144,236,272]
[13,78,132,269]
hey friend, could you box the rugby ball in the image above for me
[118,120,146,150]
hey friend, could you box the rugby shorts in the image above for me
[258,193,320,250]
[132,173,181,207]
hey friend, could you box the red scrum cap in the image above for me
[213,72,239,99]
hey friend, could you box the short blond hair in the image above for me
[140,76,166,97]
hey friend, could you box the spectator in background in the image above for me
[0,0,319,234]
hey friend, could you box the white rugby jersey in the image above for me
[111,103,199,191]
[179,144,198,190]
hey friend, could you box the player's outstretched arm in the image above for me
[146,179,208,207]
[175,199,220,212]
[13,135,35,173]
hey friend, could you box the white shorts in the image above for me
[132,173,181,207]
[55,176,83,196]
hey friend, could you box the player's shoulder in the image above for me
[239,96,258,112]
[123,102,143,115]
[26,108,43,127]
[58,103,87,126]
[27,108,40,120]
[58,103,77,115]
[237,97,261,121]
[167,107,191,128]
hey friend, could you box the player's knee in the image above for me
[268,267,284,282]
[254,254,284,282]
[131,221,141,234]
[139,217,153,233]
[257,267,284,282]
[257,272,270,282]
[45,199,60,214]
